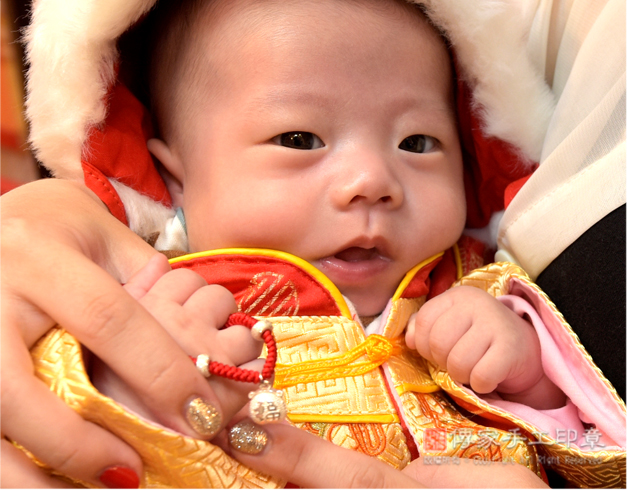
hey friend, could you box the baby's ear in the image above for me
[147,138,184,207]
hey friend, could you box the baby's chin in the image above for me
[344,291,389,319]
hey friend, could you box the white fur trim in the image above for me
[25,0,555,214]
[417,0,555,164]
[108,179,175,241]
[24,0,157,180]
[153,208,190,252]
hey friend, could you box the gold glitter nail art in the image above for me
[186,397,221,437]
[228,420,268,455]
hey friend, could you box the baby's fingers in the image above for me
[139,267,211,306]
[182,283,239,342]
[468,346,511,394]
[183,286,262,366]
[408,297,473,368]
[444,327,490,386]
[122,253,172,301]
[406,291,456,356]
[206,358,265,419]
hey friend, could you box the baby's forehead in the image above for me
[181,0,437,57]
[151,0,449,145]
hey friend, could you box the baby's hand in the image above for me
[406,286,564,409]
[92,254,263,423]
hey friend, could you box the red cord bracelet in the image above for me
[190,312,286,424]
[190,313,278,383]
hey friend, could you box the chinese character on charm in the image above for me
[249,380,287,424]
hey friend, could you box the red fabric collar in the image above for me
[168,249,458,318]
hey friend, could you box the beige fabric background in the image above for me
[497,0,626,280]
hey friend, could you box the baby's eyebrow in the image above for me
[247,88,334,112]
[246,87,455,120]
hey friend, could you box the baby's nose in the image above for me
[331,152,404,209]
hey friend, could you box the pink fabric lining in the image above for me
[483,287,626,450]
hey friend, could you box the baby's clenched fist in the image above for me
[405,286,565,409]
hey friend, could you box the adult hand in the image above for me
[226,420,549,488]
[0,179,250,488]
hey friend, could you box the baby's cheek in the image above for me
[187,192,311,253]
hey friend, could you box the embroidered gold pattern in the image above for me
[240,272,300,316]
[30,327,284,488]
[349,423,387,456]
[400,391,536,470]
[270,316,398,419]
[24,256,626,488]
[293,421,411,470]
[382,298,440,395]
[274,334,397,389]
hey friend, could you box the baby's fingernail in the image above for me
[186,397,222,437]
[99,465,140,489]
[228,420,268,455]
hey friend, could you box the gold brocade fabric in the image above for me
[28,304,539,486]
[433,262,627,488]
[25,256,626,488]
[29,327,285,489]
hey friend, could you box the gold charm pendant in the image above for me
[248,380,287,424]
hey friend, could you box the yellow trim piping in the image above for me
[395,382,441,396]
[288,413,399,424]
[452,243,463,280]
[169,248,352,318]
[392,251,444,301]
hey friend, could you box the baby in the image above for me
[89,0,564,433]
[26,0,585,486]
[8,0,625,487]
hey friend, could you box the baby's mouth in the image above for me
[333,246,380,262]
[315,245,391,286]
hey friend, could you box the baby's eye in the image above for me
[399,134,436,153]
[273,132,325,150]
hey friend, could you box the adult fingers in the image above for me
[4,196,245,439]
[1,440,73,488]
[1,319,142,488]
[403,456,548,488]
[227,421,422,488]
[226,421,547,489]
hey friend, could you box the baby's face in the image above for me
[161,0,466,316]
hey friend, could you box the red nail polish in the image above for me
[99,466,140,488]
